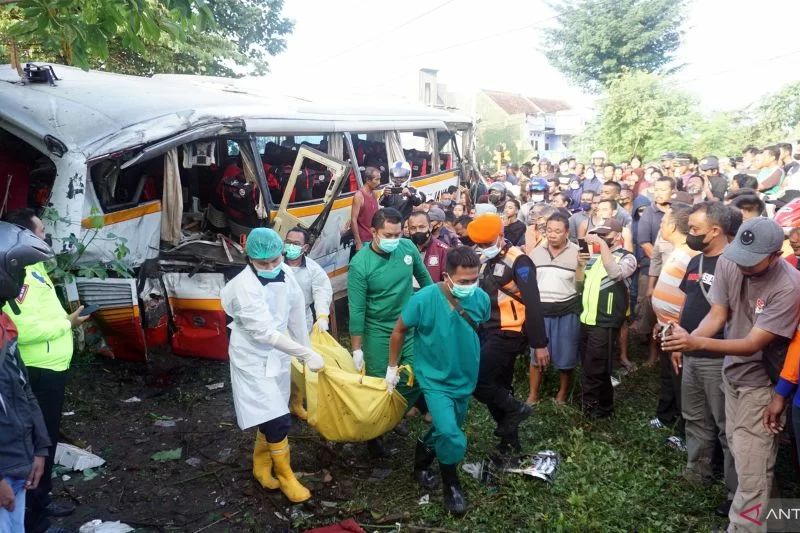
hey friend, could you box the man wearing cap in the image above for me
[380,161,422,220]
[519,178,548,224]
[579,218,638,418]
[221,227,325,503]
[466,213,549,453]
[348,208,433,454]
[428,207,460,247]
[663,217,800,531]
[700,156,727,201]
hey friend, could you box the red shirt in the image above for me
[422,238,450,282]
[355,187,379,243]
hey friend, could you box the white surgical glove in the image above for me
[315,315,329,332]
[306,350,324,372]
[352,349,364,372]
[385,365,399,394]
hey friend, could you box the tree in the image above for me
[575,71,698,162]
[542,0,685,92]
[748,81,800,145]
[0,0,292,76]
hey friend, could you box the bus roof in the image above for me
[0,64,471,159]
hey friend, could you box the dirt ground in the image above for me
[53,348,397,533]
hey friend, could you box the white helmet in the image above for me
[389,160,412,179]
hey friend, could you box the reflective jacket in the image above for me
[2,262,73,371]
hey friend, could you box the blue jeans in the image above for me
[0,477,26,533]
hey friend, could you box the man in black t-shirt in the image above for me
[674,201,737,517]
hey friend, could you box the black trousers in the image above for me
[473,331,528,425]
[258,413,292,443]
[25,366,68,533]
[656,345,685,437]
[580,325,617,418]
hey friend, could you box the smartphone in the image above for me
[578,238,590,254]
[79,304,100,317]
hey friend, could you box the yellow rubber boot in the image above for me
[252,431,279,490]
[289,380,308,420]
[268,437,311,503]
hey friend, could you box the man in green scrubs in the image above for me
[386,246,490,516]
[348,207,432,454]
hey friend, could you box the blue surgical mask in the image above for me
[378,237,400,253]
[449,278,478,299]
[284,243,303,260]
[256,264,283,279]
[479,244,500,261]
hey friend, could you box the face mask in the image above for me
[570,182,580,190]
[44,235,53,247]
[284,243,303,260]
[531,194,544,203]
[687,186,702,195]
[256,263,282,279]
[479,244,500,261]
[580,202,592,212]
[794,154,800,161]
[460,236,474,247]
[449,278,478,299]
[440,199,452,207]
[559,177,570,185]
[410,231,431,246]
[378,236,400,253]
[685,232,709,252]
[603,237,616,247]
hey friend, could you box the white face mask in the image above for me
[531,194,544,203]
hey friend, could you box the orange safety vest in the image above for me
[480,243,526,333]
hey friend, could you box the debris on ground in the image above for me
[150,447,182,462]
[305,518,367,533]
[205,382,225,390]
[185,457,202,468]
[78,519,134,533]
[121,396,141,403]
[503,450,561,482]
[153,419,177,427]
[418,494,429,505]
[55,443,106,472]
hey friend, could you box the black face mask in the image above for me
[44,235,53,247]
[460,236,474,247]
[603,237,616,247]
[410,231,431,246]
[685,232,708,252]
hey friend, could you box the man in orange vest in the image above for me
[466,214,550,453]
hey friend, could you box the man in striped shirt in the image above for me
[649,202,699,450]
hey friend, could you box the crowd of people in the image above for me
[4,144,800,530]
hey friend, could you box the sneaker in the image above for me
[665,435,687,452]
[610,376,621,388]
[649,417,666,429]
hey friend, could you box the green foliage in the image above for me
[542,0,686,92]
[747,81,800,145]
[577,71,699,162]
[41,207,133,284]
[478,125,526,169]
[0,0,293,76]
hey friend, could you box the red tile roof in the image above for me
[482,90,570,115]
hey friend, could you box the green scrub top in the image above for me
[348,238,433,377]
[401,284,490,395]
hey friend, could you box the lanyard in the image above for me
[697,255,712,305]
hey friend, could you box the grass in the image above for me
[298,339,800,533]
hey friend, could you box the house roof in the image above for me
[482,89,570,115]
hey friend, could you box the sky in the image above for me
[265,0,800,112]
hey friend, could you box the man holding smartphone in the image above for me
[2,209,90,530]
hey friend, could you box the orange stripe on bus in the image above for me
[168,297,223,311]
[327,265,349,279]
[82,201,161,228]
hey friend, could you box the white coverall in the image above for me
[288,256,333,330]
[221,264,314,429]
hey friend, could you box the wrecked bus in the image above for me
[0,64,474,362]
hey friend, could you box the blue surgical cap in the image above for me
[246,228,283,260]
